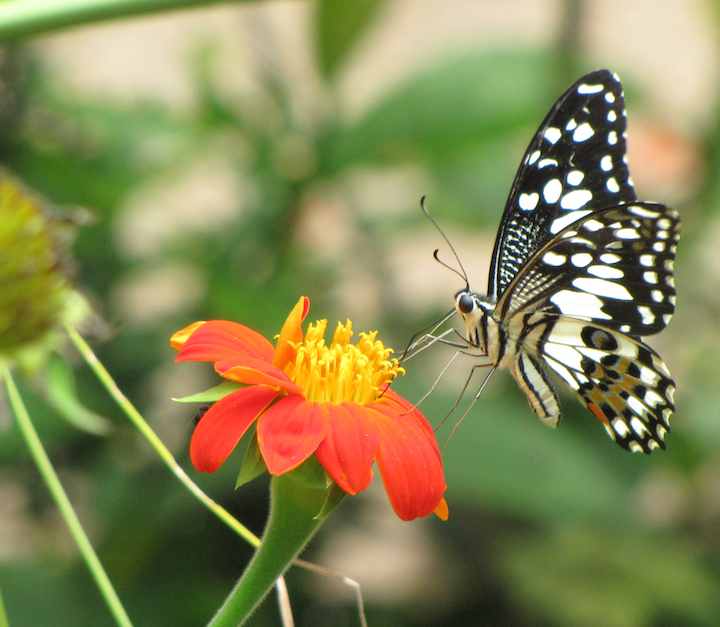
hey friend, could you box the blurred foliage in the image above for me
[0,2,717,627]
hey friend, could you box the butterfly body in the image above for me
[452,70,679,453]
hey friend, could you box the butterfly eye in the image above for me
[457,292,475,314]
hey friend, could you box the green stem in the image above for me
[63,323,262,549]
[0,0,256,41]
[0,588,9,627]
[1,365,133,627]
[209,474,332,627]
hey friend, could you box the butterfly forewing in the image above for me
[488,69,636,300]
[497,202,680,337]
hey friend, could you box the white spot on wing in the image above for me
[518,192,539,211]
[608,131,618,145]
[640,254,655,267]
[605,92,616,103]
[638,305,655,325]
[571,253,592,267]
[573,122,595,142]
[607,110,617,122]
[572,277,633,300]
[600,155,612,171]
[578,83,604,94]
[588,265,623,279]
[543,179,563,203]
[544,127,562,144]
[550,290,611,319]
[528,150,541,165]
[560,189,593,210]
[612,418,629,438]
[566,170,584,186]
[538,158,558,169]
[606,177,620,193]
[583,219,604,232]
[600,253,621,264]
[542,251,566,266]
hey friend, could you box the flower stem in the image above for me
[0,0,253,41]
[0,364,133,627]
[63,323,262,549]
[0,588,9,627]
[209,474,335,627]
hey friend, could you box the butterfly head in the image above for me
[454,288,494,349]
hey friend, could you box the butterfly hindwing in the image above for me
[497,202,680,337]
[524,316,675,453]
[488,69,636,300]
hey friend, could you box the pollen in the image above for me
[285,319,405,404]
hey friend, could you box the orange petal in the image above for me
[433,498,449,521]
[368,398,446,521]
[257,398,327,475]
[273,296,310,369]
[176,320,275,364]
[216,357,302,395]
[170,321,206,350]
[315,403,379,495]
[190,386,278,472]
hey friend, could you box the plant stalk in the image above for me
[209,474,332,627]
[1,365,133,627]
[0,0,256,41]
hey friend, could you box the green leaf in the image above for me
[235,432,266,489]
[313,0,384,81]
[44,356,111,436]
[172,381,241,404]
[333,49,561,168]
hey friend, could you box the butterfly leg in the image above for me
[435,360,494,432]
[445,366,498,444]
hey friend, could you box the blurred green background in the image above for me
[2,1,720,625]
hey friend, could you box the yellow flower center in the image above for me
[284,319,405,404]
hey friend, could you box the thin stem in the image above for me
[0,0,254,42]
[275,578,294,627]
[1,365,133,627]
[63,323,262,549]
[0,588,9,627]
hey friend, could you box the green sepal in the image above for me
[172,381,242,403]
[235,431,267,489]
[314,482,346,521]
[286,456,328,490]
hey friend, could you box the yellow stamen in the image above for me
[284,319,405,405]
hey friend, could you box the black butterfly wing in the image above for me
[487,69,637,301]
[496,202,680,336]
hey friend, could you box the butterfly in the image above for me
[447,69,679,453]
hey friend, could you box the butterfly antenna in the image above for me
[420,195,469,289]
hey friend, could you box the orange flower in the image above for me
[171,297,447,521]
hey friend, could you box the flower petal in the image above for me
[368,396,446,521]
[190,386,278,473]
[315,403,379,495]
[257,398,326,475]
[176,320,275,364]
[273,296,310,369]
[170,321,206,350]
[216,356,301,395]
